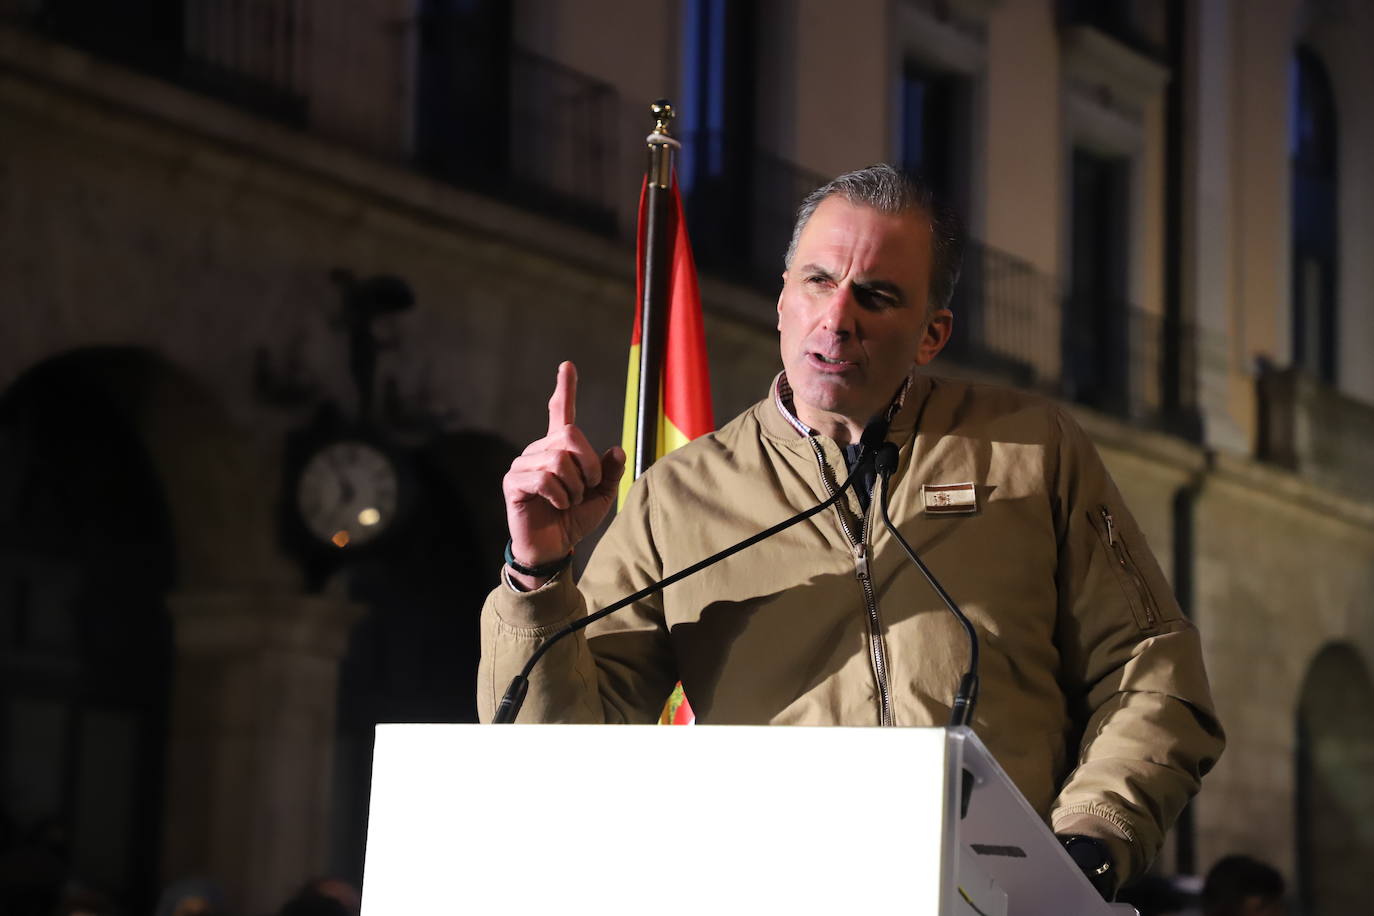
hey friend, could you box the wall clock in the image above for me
[295,439,402,549]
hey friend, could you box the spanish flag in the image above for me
[619,175,712,726]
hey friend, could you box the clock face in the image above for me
[296,440,400,548]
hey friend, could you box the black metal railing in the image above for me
[679,133,827,292]
[179,0,306,124]
[671,141,1210,435]
[19,0,308,124]
[684,135,829,292]
[10,3,1211,437]
[1061,300,1211,433]
[957,248,1219,434]
[954,243,1208,434]
[679,149,1212,436]
[501,48,618,232]
[1058,0,1167,60]
[948,242,1061,391]
[414,39,620,234]
[13,3,621,230]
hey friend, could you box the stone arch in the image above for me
[0,343,296,909]
[10,347,300,592]
[1295,640,1374,915]
[0,346,353,915]
[0,346,180,908]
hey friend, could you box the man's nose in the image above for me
[820,284,861,336]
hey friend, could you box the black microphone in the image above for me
[859,415,890,452]
[874,442,980,728]
[492,416,891,724]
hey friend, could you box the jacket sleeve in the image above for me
[477,469,678,724]
[1045,408,1225,889]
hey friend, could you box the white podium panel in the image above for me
[362,725,1129,915]
[947,728,1129,915]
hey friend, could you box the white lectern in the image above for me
[362,725,1138,915]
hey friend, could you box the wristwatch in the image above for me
[1061,834,1115,900]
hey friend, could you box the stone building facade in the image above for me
[0,1,1370,914]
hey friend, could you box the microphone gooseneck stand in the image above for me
[492,421,891,724]
[874,443,980,728]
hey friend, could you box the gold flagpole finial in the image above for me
[650,99,675,137]
[645,99,680,188]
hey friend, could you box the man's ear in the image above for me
[776,272,788,331]
[915,308,954,367]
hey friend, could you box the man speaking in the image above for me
[478,164,1224,897]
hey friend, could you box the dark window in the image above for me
[899,62,972,218]
[413,0,513,181]
[1290,47,1339,384]
[412,1,616,231]
[679,0,758,281]
[1065,147,1131,414]
[35,0,184,74]
[901,62,978,356]
[679,0,754,194]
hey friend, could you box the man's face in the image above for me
[776,195,951,435]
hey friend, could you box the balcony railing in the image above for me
[682,135,828,292]
[949,242,1062,391]
[17,0,309,123]
[1258,365,1374,503]
[958,244,1210,435]
[1058,0,1167,60]
[10,2,622,230]
[682,152,1211,437]
[414,39,620,234]
[180,0,307,124]
[10,2,1211,438]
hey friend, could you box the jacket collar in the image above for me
[761,369,932,444]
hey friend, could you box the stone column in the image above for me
[160,592,362,916]
[1182,0,1249,454]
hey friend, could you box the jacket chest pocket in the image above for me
[1089,504,1160,631]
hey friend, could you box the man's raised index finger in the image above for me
[547,360,577,434]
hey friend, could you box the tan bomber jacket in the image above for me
[478,373,1225,886]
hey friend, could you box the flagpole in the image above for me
[635,99,679,479]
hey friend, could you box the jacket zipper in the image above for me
[808,438,894,726]
[1098,506,1158,628]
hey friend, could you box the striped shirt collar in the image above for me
[772,370,914,438]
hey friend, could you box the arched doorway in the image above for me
[1295,642,1374,914]
[0,349,176,914]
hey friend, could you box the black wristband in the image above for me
[1061,834,1115,900]
[504,540,574,579]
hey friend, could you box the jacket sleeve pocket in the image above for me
[1087,504,1163,631]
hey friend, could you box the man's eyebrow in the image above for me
[854,278,906,304]
[796,264,907,305]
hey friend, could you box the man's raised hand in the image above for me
[502,361,626,589]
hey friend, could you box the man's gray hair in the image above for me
[784,163,965,312]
